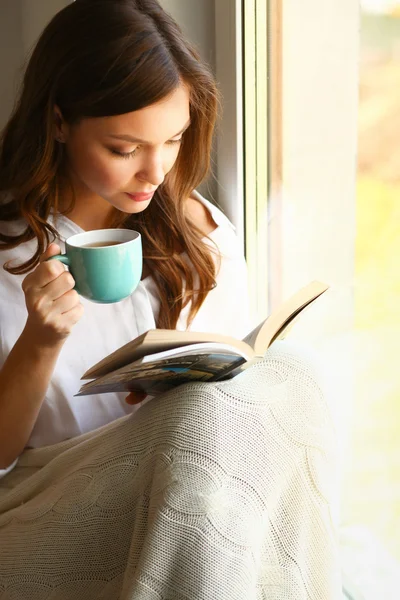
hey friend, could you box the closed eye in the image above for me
[110,138,183,160]
[110,148,139,159]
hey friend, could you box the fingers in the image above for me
[53,289,81,314]
[125,391,147,405]
[23,243,74,294]
[45,271,76,301]
[21,243,84,345]
[24,269,75,305]
[39,243,62,263]
[61,302,85,325]
[23,255,66,292]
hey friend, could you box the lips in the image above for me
[125,191,154,202]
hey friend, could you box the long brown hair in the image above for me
[0,0,220,329]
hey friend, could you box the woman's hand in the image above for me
[22,243,84,347]
[125,391,147,405]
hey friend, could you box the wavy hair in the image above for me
[0,0,220,329]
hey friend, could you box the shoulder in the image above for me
[184,190,237,238]
[185,196,218,237]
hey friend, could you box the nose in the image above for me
[136,150,165,187]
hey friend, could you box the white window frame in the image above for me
[215,0,279,322]
[214,0,245,252]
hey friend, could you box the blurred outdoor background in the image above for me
[344,0,400,567]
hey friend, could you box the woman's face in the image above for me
[58,85,191,215]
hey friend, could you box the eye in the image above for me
[167,138,183,146]
[109,137,182,159]
[110,148,139,159]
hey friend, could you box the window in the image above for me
[239,0,399,595]
[341,1,400,591]
[243,0,283,322]
[216,0,399,591]
[243,0,269,321]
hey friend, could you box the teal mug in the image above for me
[49,229,142,303]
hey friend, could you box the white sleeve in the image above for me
[0,289,23,479]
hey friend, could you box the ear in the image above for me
[53,105,67,143]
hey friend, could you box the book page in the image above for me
[241,281,329,355]
[252,281,329,355]
[82,282,328,382]
[83,330,252,380]
[77,344,249,397]
[242,319,268,350]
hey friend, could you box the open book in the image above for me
[77,280,329,397]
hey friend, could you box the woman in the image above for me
[0,1,341,598]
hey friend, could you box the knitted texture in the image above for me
[0,342,341,599]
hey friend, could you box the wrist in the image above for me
[20,323,66,356]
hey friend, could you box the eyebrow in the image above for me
[107,119,191,144]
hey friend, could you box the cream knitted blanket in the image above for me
[0,342,342,599]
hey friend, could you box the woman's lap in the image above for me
[0,342,341,600]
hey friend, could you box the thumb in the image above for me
[40,242,62,263]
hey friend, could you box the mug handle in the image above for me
[46,254,71,267]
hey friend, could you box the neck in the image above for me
[62,196,115,231]
[58,177,115,232]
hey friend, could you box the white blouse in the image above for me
[0,191,251,468]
